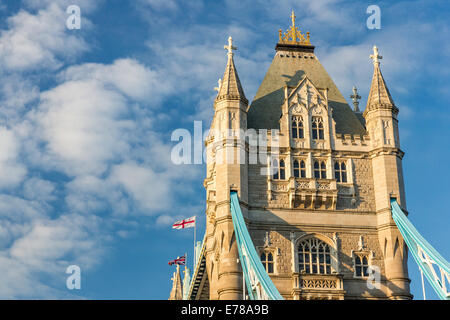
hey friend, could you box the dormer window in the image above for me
[334,162,347,183]
[294,159,306,178]
[314,161,327,179]
[312,117,324,140]
[291,116,304,139]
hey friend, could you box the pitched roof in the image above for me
[247,46,366,135]
[216,52,248,105]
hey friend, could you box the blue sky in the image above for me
[0,0,448,299]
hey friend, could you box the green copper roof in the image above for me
[247,49,366,135]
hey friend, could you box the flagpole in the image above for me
[193,216,196,270]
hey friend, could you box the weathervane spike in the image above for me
[224,36,237,56]
[370,45,382,65]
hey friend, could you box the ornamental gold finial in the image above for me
[291,10,296,28]
[278,10,311,46]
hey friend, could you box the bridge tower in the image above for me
[187,12,412,300]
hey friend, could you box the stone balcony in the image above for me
[292,273,345,300]
[268,178,338,209]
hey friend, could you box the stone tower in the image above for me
[203,36,248,299]
[364,46,410,299]
[188,13,411,300]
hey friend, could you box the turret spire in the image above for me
[365,45,398,115]
[215,36,248,104]
[169,264,183,300]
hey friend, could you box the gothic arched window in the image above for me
[291,116,304,139]
[260,252,274,274]
[272,158,286,180]
[312,117,324,140]
[294,159,306,178]
[279,159,286,180]
[298,238,332,274]
[272,159,279,180]
[314,161,327,179]
[354,255,369,277]
[334,161,347,183]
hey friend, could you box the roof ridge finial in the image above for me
[291,9,296,28]
[224,36,237,57]
[278,10,311,46]
[370,45,382,66]
[350,86,361,112]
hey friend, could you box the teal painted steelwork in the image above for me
[230,191,284,300]
[391,199,450,300]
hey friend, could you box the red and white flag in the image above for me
[172,216,196,230]
[168,255,186,266]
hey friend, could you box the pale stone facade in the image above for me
[189,17,412,300]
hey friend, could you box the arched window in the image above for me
[312,117,324,140]
[261,252,274,274]
[354,255,369,277]
[294,159,306,178]
[272,158,279,180]
[291,116,304,139]
[272,158,285,180]
[314,161,327,179]
[334,161,347,183]
[279,159,286,180]
[298,238,332,274]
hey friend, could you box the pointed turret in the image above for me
[215,37,248,105]
[204,36,248,300]
[182,266,191,300]
[169,264,183,300]
[364,46,398,115]
[364,46,410,299]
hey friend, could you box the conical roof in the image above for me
[215,37,248,104]
[365,47,397,114]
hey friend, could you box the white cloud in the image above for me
[0,3,89,71]
[110,162,171,213]
[139,0,179,11]
[0,212,106,299]
[0,74,39,123]
[10,213,104,270]
[60,58,173,103]
[30,80,132,176]
[0,128,27,189]
[23,178,56,202]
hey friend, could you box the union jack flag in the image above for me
[168,255,186,266]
